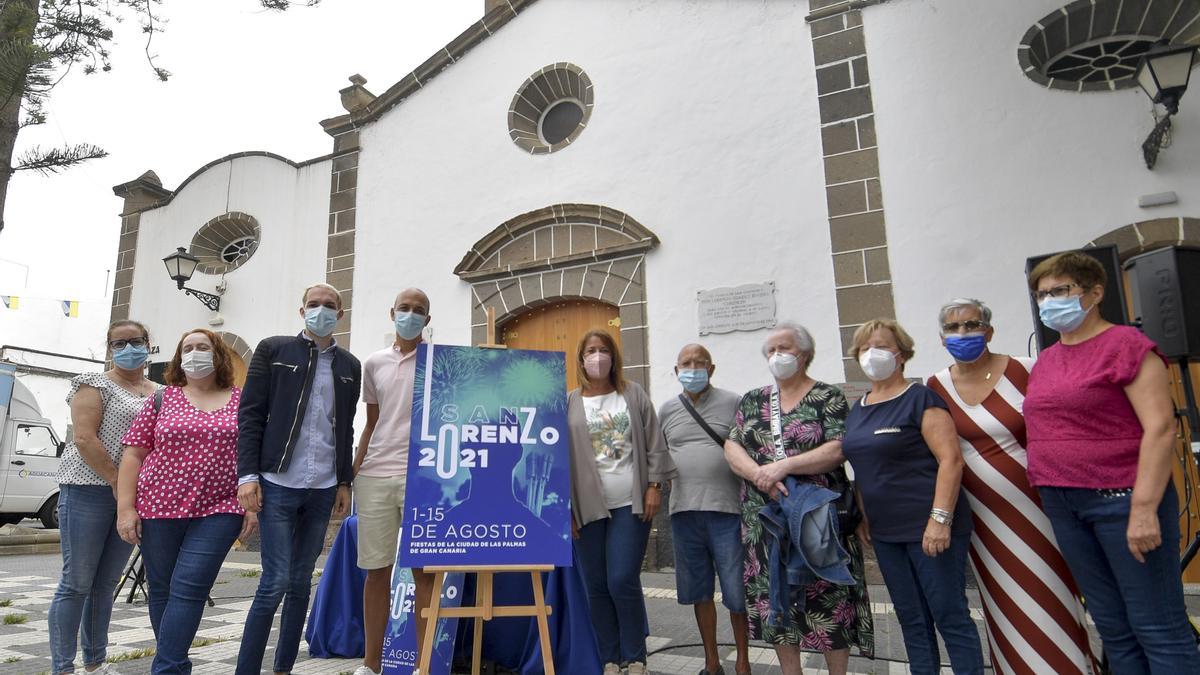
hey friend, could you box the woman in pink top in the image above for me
[116,329,256,675]
[1024,251,1199,673]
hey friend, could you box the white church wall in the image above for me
[354,0,840,399]
[128,155,333,365]
[865,0,1200,379]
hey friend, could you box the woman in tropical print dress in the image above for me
[724,323,874,675]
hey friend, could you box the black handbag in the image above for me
[830,467,862,535]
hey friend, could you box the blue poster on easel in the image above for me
[380,566,463,675]
[398,344,572,568]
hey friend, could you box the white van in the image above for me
[0,362,63,528]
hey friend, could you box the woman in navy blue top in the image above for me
[841,319,983,675]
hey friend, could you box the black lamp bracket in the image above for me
[181,286,221,312]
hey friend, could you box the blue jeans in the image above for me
[573,506,651,665]
[235,481,336,675]
[140,514,242,675]
[48,484,135,674]
[670,510,746,613]
[1039,486,1200,674]
[873,535,983,674]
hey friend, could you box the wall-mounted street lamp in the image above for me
[1136,41,1198,169]
[163,247,221,312]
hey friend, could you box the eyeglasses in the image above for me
[109,337,148,351]
[941,320,990,333]
[1033,283,1082,302]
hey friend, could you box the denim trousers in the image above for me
[47,484,135,674]
[235,481,336,675]
[573,506,652,665]
[872,535,984,675]
[140,514,242,675]
[1039,485,1200,674]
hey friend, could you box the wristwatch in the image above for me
[646,482,663,490]
[929,508,953,526]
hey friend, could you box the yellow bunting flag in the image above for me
[61,300,79,317]
[1,296,16,310]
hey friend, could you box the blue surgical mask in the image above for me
[677,368,709,394]
[1038,295,1090,333]
[304,306,339,337]
[394,311,426,340]
[112,344,149,371]
[944,333,987,363]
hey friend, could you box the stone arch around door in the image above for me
[1087,217,1200,259]
[216,331,254,388]
[454,203,659,390]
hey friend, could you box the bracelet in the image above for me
[647,482,663,490]
[930,507,952,517]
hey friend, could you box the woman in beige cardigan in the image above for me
[567,329,677,675]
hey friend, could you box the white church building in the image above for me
[110,0,1200,397]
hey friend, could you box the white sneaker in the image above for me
[352,666,382,675]
[603,663,622,675]
[626,662,647,675]
[86,666,123,675]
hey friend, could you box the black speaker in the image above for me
[1124,246,1200,359]
[1025,245,1128,352]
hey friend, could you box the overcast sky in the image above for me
[0,0,479,304]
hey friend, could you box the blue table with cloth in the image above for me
[306,516,601,675]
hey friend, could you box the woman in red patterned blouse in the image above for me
[116,328,256,675]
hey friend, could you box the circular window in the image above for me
[509,64,594,154]
[189,212,261,275]
[1019,1,1200,92]
[221,236,258,265]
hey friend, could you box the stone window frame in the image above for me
[508,63,595,155]
[216,331,254,365]
[189,211,262,275]
[1018,0,1200,92]
[455,203,658,390]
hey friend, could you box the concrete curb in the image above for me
[0,527,60,556]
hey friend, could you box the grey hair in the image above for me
[938,298,992,327]
[761,321,815,359]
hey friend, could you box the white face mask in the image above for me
[181,350,216,379]
[768,352,799,380]
[859,347,897,381]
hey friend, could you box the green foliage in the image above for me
[2,613,27,624]
[109,647,155,663]
[0,598,13,607]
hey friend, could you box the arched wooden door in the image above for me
[501,299,621,392]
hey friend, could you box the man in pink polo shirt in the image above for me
[352,288,433,675]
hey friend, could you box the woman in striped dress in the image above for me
[926,298,1098,675]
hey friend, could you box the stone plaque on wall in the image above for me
[697,282,777,335]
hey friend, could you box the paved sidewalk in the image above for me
[1,548,1190,674]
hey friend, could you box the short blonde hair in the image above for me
[847,319,916,362]
[301,283,343,309]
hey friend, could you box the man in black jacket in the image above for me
[233,283,362,675]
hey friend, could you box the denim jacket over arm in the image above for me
[757,476,855,625]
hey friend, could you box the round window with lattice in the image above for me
[509,64,594,154]
[189,212,261,274]
[1019,0,1200,92]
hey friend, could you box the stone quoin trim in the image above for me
[808,0,896,381]
[323,131,360,351]
[456,204,658,391]
[110,171,173,324]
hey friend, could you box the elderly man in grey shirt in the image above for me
[658,343,750,675]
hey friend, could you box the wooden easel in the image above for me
[418,564,556,675]
[415,308,557,675]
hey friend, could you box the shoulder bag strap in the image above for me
[768,386,788,462]
[676,393,725,447]
[153,387,164,414]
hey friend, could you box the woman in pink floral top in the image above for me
[116,329,256,675]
